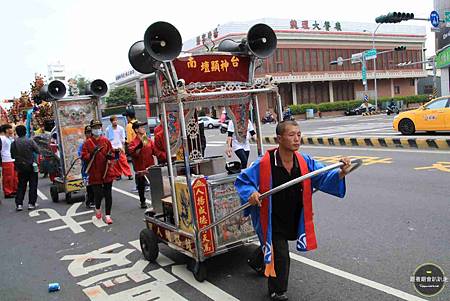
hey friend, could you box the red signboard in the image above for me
[192,177,215,256]
[173,54,250,84]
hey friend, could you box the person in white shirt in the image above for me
[0,124,18,197]
[105,116,133,180]
[225,119,256,169]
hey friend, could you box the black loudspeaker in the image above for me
[218,23,277,59]
[86,79,108,97]
[39,80,66,100]
[247,23,277,58]
[144,21,182,62]
[128,40,158,74]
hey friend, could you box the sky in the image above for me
[0,0,435,100]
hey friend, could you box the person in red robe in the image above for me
[1,124,18,197]
[81,119,120,224]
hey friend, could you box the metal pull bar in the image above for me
[198,158,362,235]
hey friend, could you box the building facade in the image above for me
[185,18,427,113]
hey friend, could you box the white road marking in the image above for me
[172,265,239,301]
[112,186,150,202]
[37,189,48,201]
[289,252,427,301]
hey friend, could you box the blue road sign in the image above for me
[430,11,440,28]
[364,94,369,101]
[362,64,367,83]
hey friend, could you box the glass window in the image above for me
[291,49,298,72]
[318,49,324,71]
[394,85,400,94]
[297,49,304,72]
[305,49,310,72]
[425,98,449,109]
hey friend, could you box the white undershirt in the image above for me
[227,120,254,152]
[1,136,14,162]
[111,127,123,149]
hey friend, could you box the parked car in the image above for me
[198,116,221,129]
[393,96,450,135]
[147,116,160,134]
[345,105,375,116]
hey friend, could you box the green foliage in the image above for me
[102,106,127,117]
[75,75,90,95]
[289,95,428,113]
[104,86,137,107]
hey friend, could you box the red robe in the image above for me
[81,136,118,185]
[128,136,156,175]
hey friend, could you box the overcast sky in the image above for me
[0,0,434,100]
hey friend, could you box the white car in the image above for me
[198,116,222,129]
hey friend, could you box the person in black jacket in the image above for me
[10,125,40,211]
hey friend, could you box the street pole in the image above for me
[362,56,368,95]
[372,23,381,110]
[432,56,438,98]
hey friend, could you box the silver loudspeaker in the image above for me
[86,79,108,97]
[144,21,182,62]
[128,40,158,74]
[39,80,66,100]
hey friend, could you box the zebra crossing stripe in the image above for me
[263,136,450,150]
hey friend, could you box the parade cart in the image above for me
[130,22,362,282]
[46,80,107,203]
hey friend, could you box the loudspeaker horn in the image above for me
[247,23,277,58]
[144,21,182,62]
[217,39,246,53]
[128,40,158,74]
[39,80,66,100]
[86,79,108,97]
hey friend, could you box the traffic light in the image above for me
[375,12,414,23]
[395,46,406,51]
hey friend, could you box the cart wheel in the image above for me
[50,185,59,203]
[140,228,159,262]
[65,192,72,204]
[193,261,207,282]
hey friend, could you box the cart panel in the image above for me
[54,98,99,181]
[147,220,196,256]
[207,175,255,249]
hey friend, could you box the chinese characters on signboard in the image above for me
[290,19,342,31]
[193,178,215,256]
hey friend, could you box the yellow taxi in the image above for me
[393,96,450,135]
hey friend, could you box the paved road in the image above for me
[1,138,449,300]
[216,114,450,139]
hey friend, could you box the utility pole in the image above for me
[372,23,382,110]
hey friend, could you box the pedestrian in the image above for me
[234,120,352,301]
[123,109,139,192]
[10,125,40,211]
[81,119,119,224]
[225,119,256,169]
[1,124,18,198]
[128,121,163,209]
[105,115,133,180]
[78,125,95,209]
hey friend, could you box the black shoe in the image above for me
[116,176,122,181]
[86,203,95,209]
[128,175,134,180]
[16,205,23,211]
[140,202,147,209]
[270,292,288,301]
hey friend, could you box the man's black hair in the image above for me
[3,124,12,131]
[275,120,299,136]
[15,125,27,137]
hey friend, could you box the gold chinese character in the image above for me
[198,205,206,215]
[231,56,239,67]
[195,189,204,196]
[202,233,210,243]
[211,60,220,72]
[415,161,450,173]
[197,195,205,206]
[201,61,210,73]
[203,242,212,253]
[187,57,197,69]
[199,215,208,225]
[220,59,229,72]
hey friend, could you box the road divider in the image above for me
[260,136,450,150]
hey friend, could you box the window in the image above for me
[425,98,449,109]
[305,49,311,72]
[423,85,433,94]
[410,79,415,86]
[394,85,400,94]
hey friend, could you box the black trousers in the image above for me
[92,182,113,215]
[235,149,250,169]
[136,175,147,204]
[85,185,94,206]
[15,171,38,206]
[268,235,290,294]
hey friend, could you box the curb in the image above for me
[261,136,450,150]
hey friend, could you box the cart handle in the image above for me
[198,158,363,235]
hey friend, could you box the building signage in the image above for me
[289,20,342,31]
[435,46,450,69]
[115,70,136,82]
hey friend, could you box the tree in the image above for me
[104,86,137,107]
[74,75,90,95]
